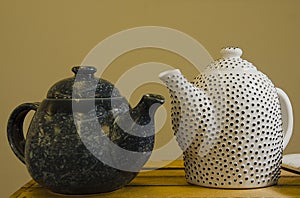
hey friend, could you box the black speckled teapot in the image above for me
[7,66,164,194]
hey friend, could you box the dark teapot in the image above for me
[7,66,164,194]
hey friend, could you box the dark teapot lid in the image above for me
[47,66,121,99]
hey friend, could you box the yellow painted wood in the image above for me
[10,161,300,198]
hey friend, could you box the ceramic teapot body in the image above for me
[159,47,293,188]
[7,66,164,194]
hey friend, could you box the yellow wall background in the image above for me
[1,0,300,197]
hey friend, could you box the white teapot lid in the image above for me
[206,47,257,71]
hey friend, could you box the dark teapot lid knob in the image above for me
[46,66,121,99]
[72,66,97,75]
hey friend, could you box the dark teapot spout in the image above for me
[108,94,164,161]
[131,94,165,125]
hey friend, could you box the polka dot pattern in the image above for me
[164,47,284,188]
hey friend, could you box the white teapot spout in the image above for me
[159,69,206,103]
[159,69,215,154]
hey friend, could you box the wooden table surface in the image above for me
[11,161,300,198]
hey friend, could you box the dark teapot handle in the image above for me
[7,102,40,164]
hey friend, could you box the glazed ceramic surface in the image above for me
[159,47,293,188]
[7,66,164,194]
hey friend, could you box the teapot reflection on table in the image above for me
[159,47,293,188]
[7,66,164,194]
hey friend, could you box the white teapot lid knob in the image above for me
[220,47,243,58]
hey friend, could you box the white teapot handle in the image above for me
[276,88,293,150]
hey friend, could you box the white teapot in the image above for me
[159,47,293,188]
